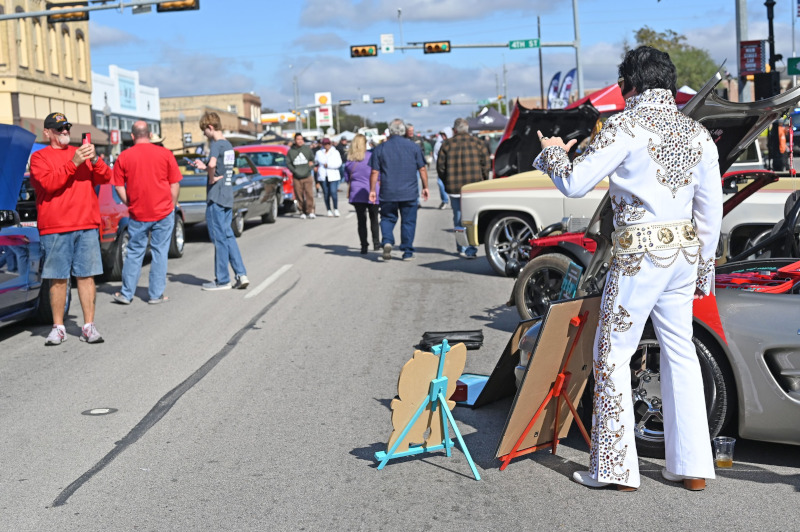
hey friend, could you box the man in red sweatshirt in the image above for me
[30,112,112,345]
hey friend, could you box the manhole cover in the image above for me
[81,408,118,416]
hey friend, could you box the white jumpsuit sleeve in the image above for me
[691,133,723,296]
[533,116,630,198]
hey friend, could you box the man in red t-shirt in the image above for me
[30,112,112,345]
[112,121,181,305]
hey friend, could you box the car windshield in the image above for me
[247,151,287,167]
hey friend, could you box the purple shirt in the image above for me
[345,151,378,204]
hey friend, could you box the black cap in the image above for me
[44,112,71,129]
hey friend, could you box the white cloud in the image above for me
[89,22,140,47]
[300,0,556,26]
[138,48,255,97]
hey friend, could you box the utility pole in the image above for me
[538,16,545,108]
[736,0,748,102]
[765,0,784,171]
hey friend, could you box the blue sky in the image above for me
[88,0,800,132]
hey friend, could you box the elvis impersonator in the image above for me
[533,46,723,491]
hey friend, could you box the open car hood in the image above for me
[493,103,600,178]
[0,125,36,212]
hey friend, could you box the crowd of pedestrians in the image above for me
[29,111,489,345]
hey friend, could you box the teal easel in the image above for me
[374,340,481,481]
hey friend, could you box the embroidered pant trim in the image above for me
[589,251,716,488]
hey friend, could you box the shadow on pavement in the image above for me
[469,303,519,334]
[167,272,208,287]
[419,256,500,277]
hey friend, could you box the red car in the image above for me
[17,177,185,282]
[234,144,296,213]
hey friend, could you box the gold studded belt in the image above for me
[612,219,698,255]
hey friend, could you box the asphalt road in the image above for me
[1,186,798,531]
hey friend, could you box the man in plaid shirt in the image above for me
[436,118,490,258]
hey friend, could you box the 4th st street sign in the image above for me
[509,39,540,49]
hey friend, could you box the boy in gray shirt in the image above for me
[193,112,249,290]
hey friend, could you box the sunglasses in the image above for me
[54,125,71,133]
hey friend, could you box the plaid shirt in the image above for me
[436,133,489,194]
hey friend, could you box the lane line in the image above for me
[244,264,293,299]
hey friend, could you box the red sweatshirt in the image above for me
[29,145,112,236]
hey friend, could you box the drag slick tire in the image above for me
[580,325,732,459]
[484,213,535,276]
[514,253,572,320]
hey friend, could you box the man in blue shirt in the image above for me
[369,119,429,261]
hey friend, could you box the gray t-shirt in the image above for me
[207,138,235,208]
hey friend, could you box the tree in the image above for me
[625,26,718,90]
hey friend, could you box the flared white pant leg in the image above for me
[651,274,716,480]
[588,250,714,487]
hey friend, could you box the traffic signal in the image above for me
[338,100,352,106]
[156,0,200,12]
[350,45,378,58]
[411,102,423,108]
[424,41,450,54]
[46,1,89,23]
[753,72,781,100]
[372,97,385,104]
[439,100,452,105]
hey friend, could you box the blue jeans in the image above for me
[206,202,246,285]
[380,199,418,254]
[321,179,339,211]
[120,211,174,300]
[437,178,449,204]
[451,196,477,256]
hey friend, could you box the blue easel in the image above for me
[374,340,481,481]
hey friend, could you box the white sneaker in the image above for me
[334,209,340,217]
[234,275,249,289]
[300,213,307,219]
[45,325,67,346]
[80,322,104,344]
[327,210,334,217]
[202,281,232,291]
[309,213,316,219]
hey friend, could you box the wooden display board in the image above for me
[495,297,600,461]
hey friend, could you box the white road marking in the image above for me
[244,264,293,299]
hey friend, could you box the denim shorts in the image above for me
[40,229,103,279]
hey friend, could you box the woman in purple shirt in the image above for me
[345,134,380,254]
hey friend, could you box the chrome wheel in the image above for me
[484,214,535,276]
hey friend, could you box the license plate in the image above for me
[20,221,38,228]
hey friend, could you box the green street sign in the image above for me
[509,39,540,50]
[789,57,800,76]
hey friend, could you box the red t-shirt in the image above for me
[29,145,112,236]
[112,143,182,222]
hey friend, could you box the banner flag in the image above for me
[558,68,577,101]
[547,72,561,109]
